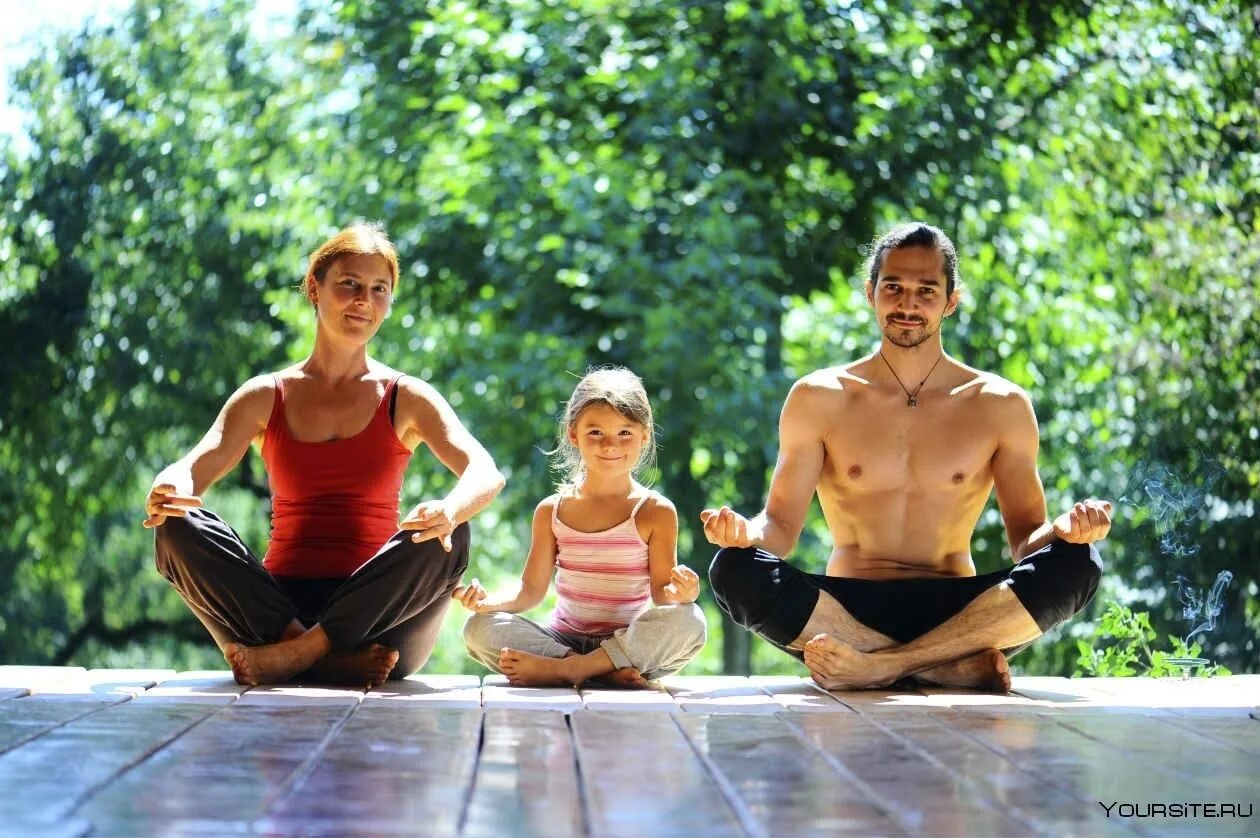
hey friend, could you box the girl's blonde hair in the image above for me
[553,366,657,487]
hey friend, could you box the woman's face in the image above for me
[310,253,394,340]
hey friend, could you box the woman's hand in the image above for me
[142,483,203,528]
[401,499,456,551]
[451,578,488,612]
[663,565,701,604]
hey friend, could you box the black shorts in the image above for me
[708,539,1102,655]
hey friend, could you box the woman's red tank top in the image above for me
[261,374,412,578]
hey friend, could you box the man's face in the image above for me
[867,246,959,348]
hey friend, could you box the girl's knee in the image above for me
[658,603,707,647]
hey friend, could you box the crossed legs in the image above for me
[709,542,1101,692]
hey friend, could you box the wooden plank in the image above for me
[259,706,482,837]
[0,696,122,755]
[831,711,1141,836]
[571,710,744,837]
[236,685,365,707]
[1053,713,1260,799]
[1077,675,1260,711]
[363,674,482,708]
[675,712,900,836]
[746,676,851,713]
[481,675,582,712]
[0,665,87,692]
[0,688,28,701]
[0,701,216,835]
[939,709,1249,835]
[76,703,352,835]
[35,668,177,698]
[1157,714,1260,755]
[136,670,244,704]
[462,709,584,837]
[820,685,932,714]
[1011,675,1108,706]
[578,684,680,712]
[661,676,780,715]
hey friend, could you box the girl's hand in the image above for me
[142,483,203,528]
[664,565,700,604]
[451,578,487,612]
[401,499,456,551]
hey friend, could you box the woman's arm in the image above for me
[453,497,558,613]
[395,376,506,549]
[142,375,274,527]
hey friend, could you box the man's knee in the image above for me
[707,546,763,606]
[1010,540,1104,631]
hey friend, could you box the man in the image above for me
[702,222,1110,691]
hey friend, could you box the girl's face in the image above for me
[569,402,648,477]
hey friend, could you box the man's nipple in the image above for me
[952,472,965,484]
[847,464,862,479]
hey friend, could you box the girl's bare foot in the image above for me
[803,633,896,690]
[310,645,400,688]
[589,667,651,689]
[914,648,1011,693]
[499,648,573,686]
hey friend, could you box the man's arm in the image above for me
[991,388,1112,561]
[702,376,828,558]
[396,376,506,548]
[142,376,274,527]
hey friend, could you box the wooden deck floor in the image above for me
[0,667,1255,837]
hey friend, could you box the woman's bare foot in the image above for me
[803,633,897,690]
[499,648,574,686]
[914,649,1011,693]
[309,645,400,688]
[223,626,332,686]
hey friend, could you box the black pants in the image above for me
[708,539,1102,659]
[154,507,470,679]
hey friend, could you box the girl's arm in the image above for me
[642,495,700,605]
[142,376,274,527]
[453,497,558,613]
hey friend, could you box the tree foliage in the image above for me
[1,0,1255,675]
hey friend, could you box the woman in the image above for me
[144,222,504,687]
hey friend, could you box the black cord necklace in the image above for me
[879,351,944,407]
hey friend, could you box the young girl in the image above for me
[454,367,706,687]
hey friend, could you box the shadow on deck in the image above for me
[0,666,1256,837]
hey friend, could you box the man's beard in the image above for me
[883,318,937,348]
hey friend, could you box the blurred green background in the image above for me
[1,0,1255,678]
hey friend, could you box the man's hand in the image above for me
[401,500,456,551]
[142,483,203,528]
[700,506,755,548]
[663,565,701,604]
[451,578,488,612]
[1053,499,1113,544]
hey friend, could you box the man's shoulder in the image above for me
[959,368,1036,423]
[792,362,869,397]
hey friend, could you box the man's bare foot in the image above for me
[309,645,400,688]
[803,633,897,690]
[499,648,574,686]
[588,667,650,689]
[914,649,1011,693]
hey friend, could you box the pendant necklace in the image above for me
[879,351,944,408]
